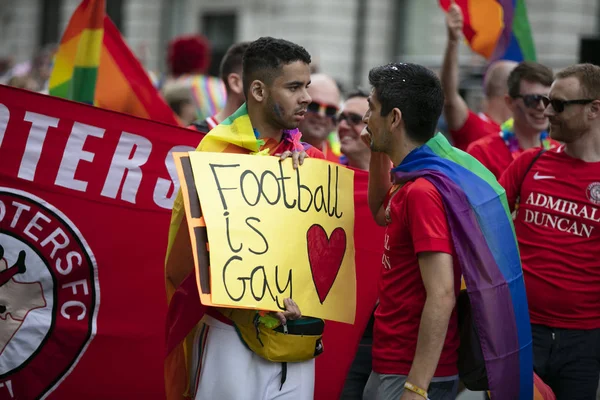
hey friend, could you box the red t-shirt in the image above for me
[450,110,500,151]
[372,178,461,377]
[467,134,559,180]
[499,147,600,329]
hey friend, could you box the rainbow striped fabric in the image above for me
[49,0,104,104]
[196,103,304,154]
[327,131,342,157]
[439,0,536,62]
[174,75,227,122]
[49,0,179,125]
[392,133,533,399]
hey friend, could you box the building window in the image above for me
[201,12,237,77]
[39,0,62,46]
[106,0,125,33]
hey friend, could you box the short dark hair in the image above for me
[555,63,600,100]
[507,61,554,98]
[242,37,311,96]
[220,42,251,92]
[368,63,444,143]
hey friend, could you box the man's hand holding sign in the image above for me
[174,152,356,324]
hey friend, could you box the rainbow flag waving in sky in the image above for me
[440,0,536,62]
[49,0,179,125]
[392,133,533,399]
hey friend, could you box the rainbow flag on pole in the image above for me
[439,0,536,62]
[49,0,104,104]
[392,133,533,399]
[49,0,179,125]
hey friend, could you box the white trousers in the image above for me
[193,315,315,400]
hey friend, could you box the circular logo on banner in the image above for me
[586,182,600,205]
[0,188,99,399]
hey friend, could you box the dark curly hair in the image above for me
[368,63,444,143]
[242,37,311,96]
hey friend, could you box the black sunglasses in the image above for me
[307,101,339,118]
[337,112,363,126]
[513,94,547,109]
[540,96,595,113]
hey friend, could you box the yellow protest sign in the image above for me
[185,152,356,324]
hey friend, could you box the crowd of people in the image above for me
[2,3,599,400]
[166,39,599,400]
[164,4,599,400]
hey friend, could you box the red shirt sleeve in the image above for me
[498,148,539,212]
[404,179,453,255]
[450,110,499,151]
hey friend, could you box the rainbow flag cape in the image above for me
[392,133,532,399]
[439,0,536,62]
[49,0,179,125]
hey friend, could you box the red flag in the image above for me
[0,86,200,399]
[0,85,384,399]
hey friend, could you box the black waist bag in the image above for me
[457,289,489,390]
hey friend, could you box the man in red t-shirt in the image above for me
[467,61,557,179]
[362,63,460,400]
[499,63,600,400]
[441,2,516,151]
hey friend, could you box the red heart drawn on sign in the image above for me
[306,224,347,304]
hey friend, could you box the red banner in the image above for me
[0,85,201,399]
[0,85,383,399]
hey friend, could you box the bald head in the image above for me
[308,73,341,104]
[299,73,341,148]
[483,60,518,98]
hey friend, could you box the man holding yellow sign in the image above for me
[166,37,355,400]
[185,151,356,321]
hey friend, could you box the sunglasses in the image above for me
[513,94,547,109]
[337,112,363,126]
[540,96,595,113]
[307,101,339,118]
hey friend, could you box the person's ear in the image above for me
[390,107,402,130]
[228,73,243,95]
[250,80,266,102]
[505,94,516,112]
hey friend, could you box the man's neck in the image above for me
[483,96,510,125]
[213,99,244,124]
[346,152,370,171]
[513,122,543,150]
[565,129,600,162]
[247,103,283,142]
[389,137,419,167]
